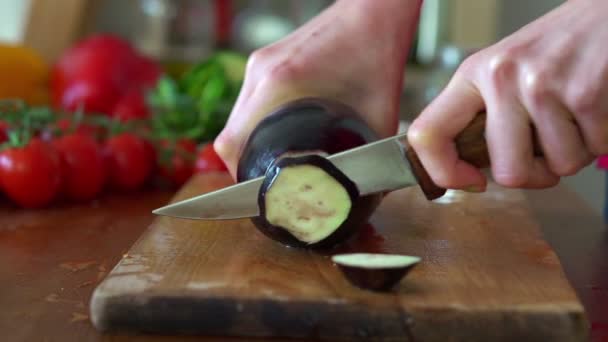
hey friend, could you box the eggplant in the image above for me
[332,253,421,292]
[237,97,383,249]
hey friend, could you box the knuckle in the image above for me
[522,68,552,106]
[247,47,272,68]
[485,51,518,84]
[245,50,264,74]
[245,46,278,77]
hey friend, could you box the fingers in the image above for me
[214,85,303,179]
[518,73,594,176]
[482,80,560,188]
[215,48,310,179]
[562,78,608,158]
[576,111,608,157]
[407,74,488,191]
[562,40,608,157]
[214,78,255,179]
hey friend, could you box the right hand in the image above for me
[407,0,608,192]
[214,0,422,179]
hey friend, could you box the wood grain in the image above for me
[91,173,589,341]
[0,186,291,342]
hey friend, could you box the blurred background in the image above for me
[0,0,602,213]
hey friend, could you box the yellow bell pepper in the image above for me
[0,43,49,105]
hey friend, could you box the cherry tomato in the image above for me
[53,133,106,201]
[103,133,153,191]
[158,138,197,187]
[112,90,150,122]
[195,143,227,173]
[0,139,61,208]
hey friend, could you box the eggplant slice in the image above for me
[332,253,421,291]
[237,97,383,249]
[259,155,359,246]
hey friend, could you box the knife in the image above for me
[152,112,542,220]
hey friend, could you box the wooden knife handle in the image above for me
[405,111,545,200]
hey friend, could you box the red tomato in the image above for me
[111,90,150,122]
[0,139,62,208]
[103,133,153,191]
[73,34,135,55]
[51,35,133,113]
[54,78,121,114]
[128,54,162,91]
[195,143,227,173]
[142,138,157,164]
[53,133,106,201]
[158,139,197,186]
[51,34,160,115]
[52,34,134,84]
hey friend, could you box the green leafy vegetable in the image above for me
[147,50,247,143]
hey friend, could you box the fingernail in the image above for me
[463,184,486,193]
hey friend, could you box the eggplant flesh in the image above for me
[259,155,359,246]
[237,97,383,249]
[332,253,421,269]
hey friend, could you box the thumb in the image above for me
[407,74,487,192]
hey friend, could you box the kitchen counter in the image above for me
[0,175,607,341]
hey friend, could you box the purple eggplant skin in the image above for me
[336,263,417,292]
[236,97,383,249]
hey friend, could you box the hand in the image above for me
[215,0,422,179]
[408,0,608,192]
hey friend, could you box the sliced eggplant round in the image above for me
[237,97,383,249]
[258,155,362,248]
[331,253,421,291]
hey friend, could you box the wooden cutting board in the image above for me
[90,173,589,341]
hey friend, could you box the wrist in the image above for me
[341,0,422,36]
[335,0,422,60]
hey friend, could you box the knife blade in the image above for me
[152,112,542,220]
[152,130,417,220]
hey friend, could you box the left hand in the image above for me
[214,0,422,179]
[407,0,608,192]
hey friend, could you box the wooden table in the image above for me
[1,175,607,342]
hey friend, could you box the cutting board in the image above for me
[90,173,589,341]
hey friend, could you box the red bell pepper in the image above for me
[51,34,162,117]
